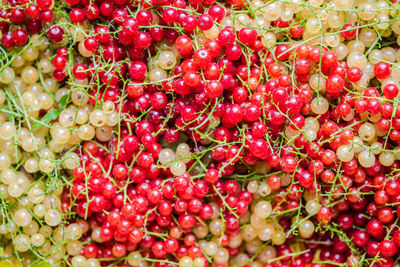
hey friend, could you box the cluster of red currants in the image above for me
[2,0,400,266]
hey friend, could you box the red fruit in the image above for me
[129,61,147,81]
[25,5,40,19]
[238,27,257,45]
[72,64,87,80]
[152,241,166,258]
[181,15,197,31]
[393,231,400,247]
[175,36,193,56]
[218,28,235,46]
[377,207,394,223]
[341,24,357,40]
[367,241,380,257]
[69,8,85,23]
[281,156,297,173]
[165,238,179,253]
[374,62,391,79]
[37,0,53,10]
[383,83,399,99]
[84,37,98,51]
[137,10,152,26]
[205,80,223,98]
[197,14,213,30]
[347,67,362,82]
[380,240,397,257]
[289,26,304,38]
[208,4,225,21]
[12,29,28,45]
[326,74,344,95]
[353,230,370,247]
[193,49,212,68]
[128,228,144,244]
[317,206,331,224]
[112,164,128,180]
[374,190,389,205]
[295,59,311,74]
[366,219,384,238]
[275,44,291,61]
[183,71,201,87]
[178,213,195,230]
[47,26,64,43]
[83,244,98,258]
[133,31,152,49]
[94,26,111,43]
[321,52,338,69]
[163,8,178,23]
[112,244,126,257]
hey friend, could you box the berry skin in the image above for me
[383,84,399,99]
[12,29,29,45]
[374,62,391,79]
[380,240,397,257]
[47,26,64,42]
[129,61,147,81]
[238,27,257,45]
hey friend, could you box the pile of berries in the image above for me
[1,0,400,266]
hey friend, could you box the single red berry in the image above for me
[47,26,64,43]
[374,62,391,79]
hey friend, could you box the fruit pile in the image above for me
[1,0,400,266]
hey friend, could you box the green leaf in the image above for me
[58,93,70,111]
[31,109,60,130]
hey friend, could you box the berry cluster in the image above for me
[1,0,400,266]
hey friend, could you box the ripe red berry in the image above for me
[47,26,64,43]
[374,62,391,79]
[238,27,257,45]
